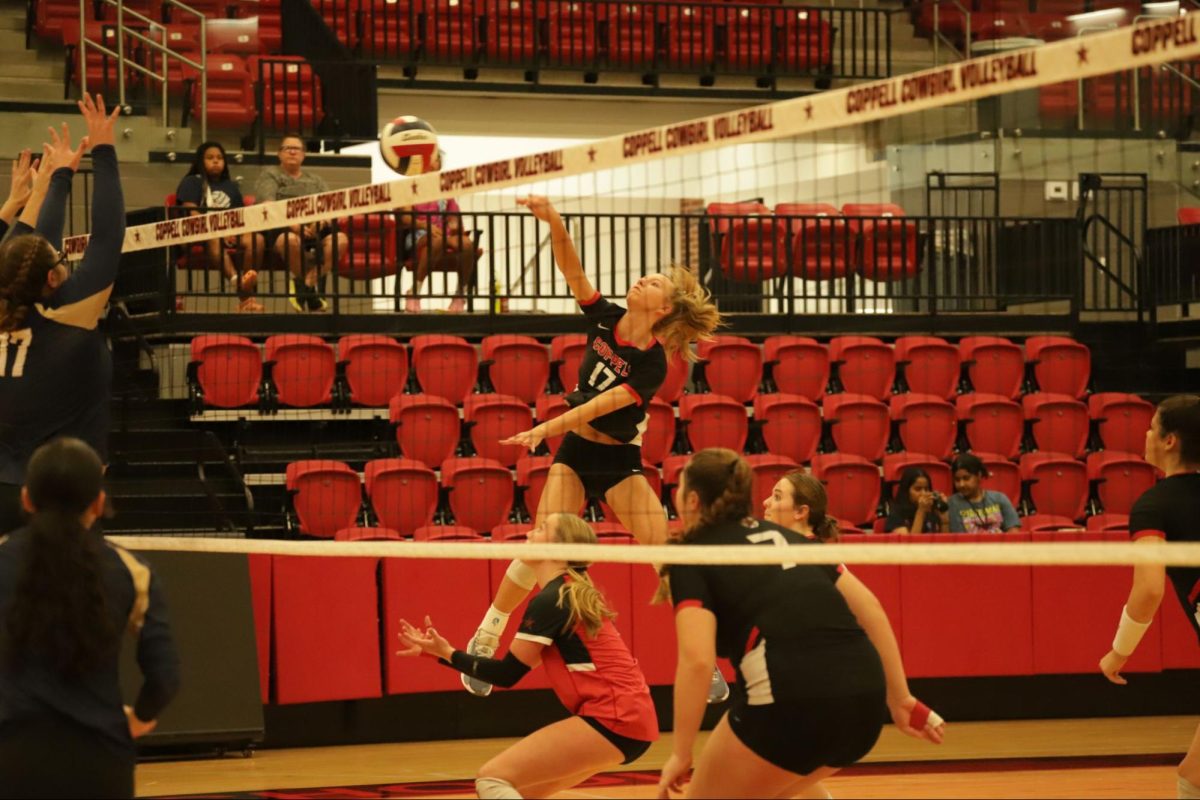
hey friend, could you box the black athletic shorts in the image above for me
[580,716,652,765]
[553,432,643,500]
[727,690,886,776]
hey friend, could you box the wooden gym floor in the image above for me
[137,716,1197,798]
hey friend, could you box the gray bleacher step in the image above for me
[0,59,66,78]
[0,76,65,101]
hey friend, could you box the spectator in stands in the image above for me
[948,454,1021,534]
[0,149,40,242]
[0,437,180,798]
[0,95,123,536]
[761,470,840,541]
[399,149,481,314]
[254,135,348,313]
[885,467,949,535]
[175,142,264,313]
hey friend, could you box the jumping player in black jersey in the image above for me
[398,514,658,799]
[657,449,944,799]
[1099,395,1200,800]
[461,194,723,700]
[0,94,124,534]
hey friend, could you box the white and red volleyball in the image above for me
[380,116,439,177]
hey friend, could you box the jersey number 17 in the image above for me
[0,329,32,378]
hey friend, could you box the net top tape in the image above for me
[106,536,1200,566]
[61,14,1200,260]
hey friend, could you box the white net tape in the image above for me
[106,536,1200,566]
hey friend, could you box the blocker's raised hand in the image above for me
[77,93,122,149]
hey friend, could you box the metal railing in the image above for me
[931,0,970,65]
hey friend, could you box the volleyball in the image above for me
[380,115,439,176]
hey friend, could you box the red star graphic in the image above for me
[587,147,597,163]
[804,102,814,120]
[411,183,419,195]
[1077,46,1088,64]
[261,208,269,221]
[133,231,141,243]
[522,617,535,630]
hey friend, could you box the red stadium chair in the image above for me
[657,354,690,403]
[976,452,1021,504]
[824,393,890,462]
[414,525,485,541]
[883,453,953,496]
[958,336,1023,399]
[1087,513,1130,532]
[190,334,261,409]
[746,454,801,512]
[360,0,418,58]
[338,335,407,408]
[1089,392,1154,454]
[890,393,957,459]
[535,394,570,456]
[607,1,656,68]
[829,336,895,400]
[364,457,438,537]
[463,393,534,466]
[643,397,677,465]
[1087,451,1159,516]
[753,393,821,464]
[206,16,259,54]
[190,54,257,130]
[894,335,960,399]
[442,456,514,533]
[779,8,833,72]
[517,455,568,519]
[775,203,850,281]
[411,334,478,404]
[957,393,1023,459]
[344,213,398,281]
[265,335,336,408]
[841,203,919,282]
[763,336,828,400]
[286,460,362,538]
[1020,513,1080,532]
[1020,452,1088,521]
[550,333,588,394]
[1178,207,1200,226]
[482,334,549,404]
[249,55,325,133]
[1025,335,1091,399]
[335,526,404,541]
[483,0,538,62]
[546,0,599,67]
[679,394,748,453]
[707,202,787,281]
[811,453,881,527]
[697,335,762,404]
[420,0,480,61]
[491,522,530,541]
[1023,392,1089,458]
[661,3,714,70]
[389,393,461,469]
[662,454,690,495]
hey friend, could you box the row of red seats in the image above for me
[322,0,832,74]
[1038,71,1192,122]
[36,0,281,48]
[190,332,1096,412]
[912,0,1142,43]
[708,202,920,283]
[251,532,1199,704]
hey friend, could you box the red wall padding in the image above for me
[247,554,272,704]
[840,534,904,650]
[631,564,676,685]
[273,556,382,704]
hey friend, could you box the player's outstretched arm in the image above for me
[517,195,596,305]
[501,386,636,451]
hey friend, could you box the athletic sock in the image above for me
[475,777,522,798]
[1179,775,1200,799]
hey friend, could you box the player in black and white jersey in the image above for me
[461,194,723,700]
[657,448,944,799]
[0,95,124,534]
[1099,395,1200,799]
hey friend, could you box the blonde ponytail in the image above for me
[651,265,723,362]
[549,514,616,639]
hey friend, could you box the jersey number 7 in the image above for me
[0,330,32,378]
[746,530,797,570]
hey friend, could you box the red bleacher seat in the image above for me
[1025,335,1090,399]
[775,203,849,281]
[442,456,514,532]
[207,16,260,54]
[547,0,600,67]
[957,393,1023,459]
[344,213,398,280]
[753,393,821,464]
[535,394,570,455]
[1087,451,1158,516]
[420,0,479,61]
[976,452,1021,504]
[286,460,362,537]
[1023,392,1089,458]
[657,354,690,403]
[890,393,957,460]
[746,454,801,512]
[842,203,919,282]
[883,453,953,496]
[894,335,960,399]
[550,333,588,393]
[829,336,895,400]
[389,393,461,469]
[662,3,714,69]
[463,393,533,466]
[364,457,438,537]
[1020,452,1088,521]
[360,0,417,58]
[607,1,656,68]
[763,336,828,400]
[190,334,262,408]
[517,455,567,519]
[481,334,549,404]
[249,55,325,133]
[335,526,404,541]
[679,394,748,453]
[411,334,478,404]
[697,335,762,403]
[958,335,1024,399]
[1086,513,1130,532]
[338,334,407,407]
[707,202,786,281]
[811,453,881,527]
[662,454,690,496]
[491,522,530,541]
[779,8,832,72]
[1089,392,1153,454]
[1179,208,1200,225]
[414,525,485,541]
[265,335,336,408]
[192,54,257,130]
[718,4,773,71]
[1020,514,1080,532]
[823,393,890,462]
[483,0,538,62]
[1039,81,1080,120]
[643,397,677,465]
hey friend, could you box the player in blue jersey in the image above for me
[0,94,124,534]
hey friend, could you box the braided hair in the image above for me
[0,235,57,333]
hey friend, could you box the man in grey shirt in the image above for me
[254,135,348,312]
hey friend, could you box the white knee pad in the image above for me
[1179,775,1200,799]
[505,559,538,591]
[475,776,523,799]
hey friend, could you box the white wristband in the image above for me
[504,559,538,591]
[1112,605,1151,657]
